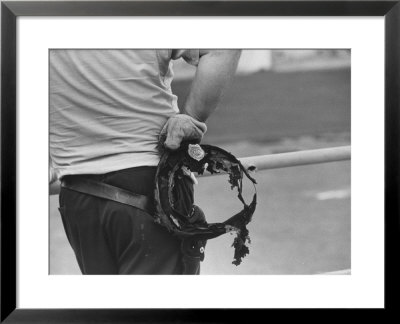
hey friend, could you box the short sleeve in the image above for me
[171,49,200,66]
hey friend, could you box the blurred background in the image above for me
[50,49,351,275]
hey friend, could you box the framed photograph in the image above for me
[1,0,399,321]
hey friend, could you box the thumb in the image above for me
[164,126,184,150]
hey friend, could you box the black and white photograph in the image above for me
[3,0,398,318]
[49,49,351,275]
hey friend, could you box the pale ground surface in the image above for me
[49,137,350,275]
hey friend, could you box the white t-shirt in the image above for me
[50,49,199,179]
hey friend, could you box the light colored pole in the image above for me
[238,145,350,172]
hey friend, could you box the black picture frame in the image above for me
[1,0,399,322]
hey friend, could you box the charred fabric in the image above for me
[154,142,257,265]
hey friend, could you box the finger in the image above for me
[159,117,175,146]
[164,128,184,150]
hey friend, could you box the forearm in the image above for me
[183,50,241,122]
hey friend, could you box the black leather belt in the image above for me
[60,176,153,214]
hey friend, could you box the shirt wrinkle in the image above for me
[50,49,199,178]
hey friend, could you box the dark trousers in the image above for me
[58,166,200,275]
